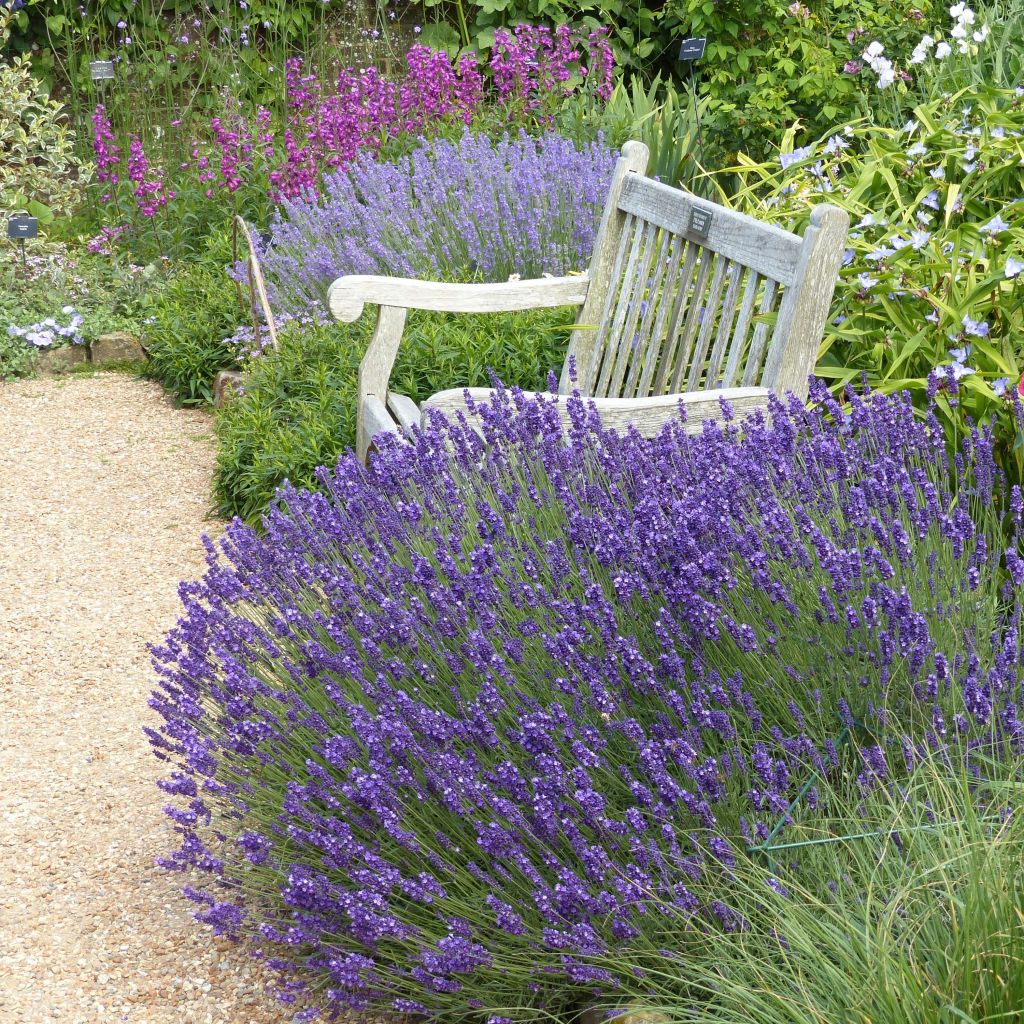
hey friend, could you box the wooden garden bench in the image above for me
[328,141,849,462]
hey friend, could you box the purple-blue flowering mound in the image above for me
[148,382,1024,1021]
[244,130,616,317]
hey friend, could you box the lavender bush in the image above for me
[248,131,616,317]
[148,383,1024,1020]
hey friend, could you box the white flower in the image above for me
[61,305,74,315]
[973,24,989,41]
[935,41,952,58]
[949,2,965,15]
[951,22,968,39]
[907,141,928,157]
[1004,256,1024,278]
[864,40,885,57]
[877,67,896,89]
[960,6,975,24]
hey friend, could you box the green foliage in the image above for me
[141,235,246,405]
[615,753,1024,1024]
[425,0,948,159]
[11,0,400,105]
[0,240,154,379]
[213,305,574,522]
[558,74,706,189]
[658,0,936,160]
[0,54,92,223]
[723,86,1024,481]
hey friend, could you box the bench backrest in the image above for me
[561,142,849,403]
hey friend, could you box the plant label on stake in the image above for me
[89,60,115,82]
[8,216,38,240]
[678,37,707,61]
[8,216,37,274]
[677,37,709,196]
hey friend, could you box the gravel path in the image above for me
[0,375,288,1024]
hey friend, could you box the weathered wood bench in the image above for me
[329,141,848,461]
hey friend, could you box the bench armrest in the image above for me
[329,274,590,322]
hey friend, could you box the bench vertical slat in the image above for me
[666,246,715,394]
[742,279,780,387]
[597,219,658,398]
[581,213,636,394]
[634,233,685,399]
[705,261,746,388]
[623,228,674,398]
[563,141,650,395]
[652,240,699,396]
[593,216,646,397]
[721,269,762,388]
[685,254,729,391]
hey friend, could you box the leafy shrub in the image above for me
[436,0,943,156]
[0,53,91,222]
[0,240,155,378]
[151,383,1023,1019]
[725,85,1024,478]
[212,305,574,521]
[249,131,615,317]
[141,235,245,404]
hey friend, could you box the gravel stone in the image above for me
[0,375,291,1023]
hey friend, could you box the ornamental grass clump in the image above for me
[249,131,616,317]
[149,382,1024,1020]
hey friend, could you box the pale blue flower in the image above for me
[823,135,849,155]
[779,144,815,169]
[1005,256,1024,278]
[950,345,973,363]
[866,245,896,261]
[930,167,946,180]
[857,272,878,289]
[992,377,1011,396]
[962,315,990,337]
[983,214,1011,234]
[949,361,975,380]
[910,229,931,250]
[922,190,940,210]
[907,141,928,158]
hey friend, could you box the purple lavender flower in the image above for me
[245,131,615,316]
[148,382,1022,1017]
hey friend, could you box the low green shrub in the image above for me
[0,53,90,224]
[724,85,1024,479]
[140,235,246,405]
[213,305,574,522]
[0,240,154,378]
